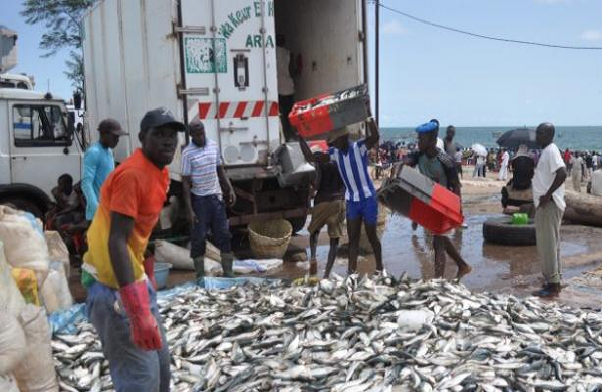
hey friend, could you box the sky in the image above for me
[4,1,76,101]
[4,0,602,127]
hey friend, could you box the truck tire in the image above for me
[0,197,44,219]
[482,216,536,246]
[288,215,308,235]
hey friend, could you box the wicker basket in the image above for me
[248,219,292,259]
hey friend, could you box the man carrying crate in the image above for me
[404,120,472,280]
[300,117,383,275]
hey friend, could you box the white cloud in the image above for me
[382,20,407,35]
[580,29,602,42]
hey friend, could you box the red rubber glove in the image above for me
[143,256,157,291]
[119,281,162,351]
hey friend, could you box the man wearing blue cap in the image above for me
[404,119,471,279]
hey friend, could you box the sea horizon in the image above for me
[380,125,602,151]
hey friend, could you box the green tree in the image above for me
[21,0,95,91]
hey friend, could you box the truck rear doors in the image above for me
[179,0,279,168]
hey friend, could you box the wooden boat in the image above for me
[564,190,602,227]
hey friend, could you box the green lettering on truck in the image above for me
[253,1,274,17]
[218,22,234,39]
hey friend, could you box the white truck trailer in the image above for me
[82,0,367,231]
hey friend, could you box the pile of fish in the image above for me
[53,274,602,391]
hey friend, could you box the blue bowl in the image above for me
[154,262,172,290]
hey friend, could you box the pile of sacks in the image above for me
[0,241,59,391]
[0,205,73,313]
[0,205,74,392]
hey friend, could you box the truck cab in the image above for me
[0,88,81,216]
[0,73,34,90]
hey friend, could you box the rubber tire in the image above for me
[482,216,536,246]
[288,215,308,235]
[0,197,44,219]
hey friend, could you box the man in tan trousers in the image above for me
[531,123,567,298]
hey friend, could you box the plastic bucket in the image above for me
[154,262,172,290]
[512,213,529,225]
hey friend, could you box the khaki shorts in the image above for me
[308,200,345,238]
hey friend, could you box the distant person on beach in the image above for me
[473,154,486,178]
[454,148,463,179]
[487,149,496,172]
[563,149,572,175]
[443,125,456,157]
[585,153,594,180]
[591,166,602,196]
[405,120,471,280]
[498,149,510,181]
[532,122,567,299]
[570,153,583,192]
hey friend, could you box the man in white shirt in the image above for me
[498,149,510,181]
[531,123,567,298]
[591,168,602,196]
[570,153,583,192]
[276,34,297,140]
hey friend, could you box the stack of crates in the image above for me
[289,84,369,140]
[378,166,463,234]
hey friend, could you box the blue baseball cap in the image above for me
[416,121,439,133]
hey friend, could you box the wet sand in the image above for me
[263,174,602,308]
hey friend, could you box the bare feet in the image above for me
[309,258,318,276]
[456,264,472,280]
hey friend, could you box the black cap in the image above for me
[140,107,186,134]
[98,118,127,136]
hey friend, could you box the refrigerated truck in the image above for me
[82,0,368,231]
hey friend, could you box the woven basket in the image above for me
[248,219,292,259]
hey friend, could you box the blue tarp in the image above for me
[48,277,279,335]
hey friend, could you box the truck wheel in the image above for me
[288,215,308,234]
[482,216,536,246]
[0,197,44,219]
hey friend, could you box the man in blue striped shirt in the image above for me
[182,119,236,279]
[301,117,382,274]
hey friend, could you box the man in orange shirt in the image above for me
[82,107,185,392]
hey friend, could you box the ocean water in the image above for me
[380,126,602,151]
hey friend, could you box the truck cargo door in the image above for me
[274,0,366,100]
[179,0,279,167]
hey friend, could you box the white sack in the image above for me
[0,206,49,272]
[39,262,73,314]
[44,231,70,276]
[13,305,58,392]
[0,241,26,316]
[0,314,27,374]
[155,241,222,275]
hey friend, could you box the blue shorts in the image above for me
[346,195,378,225]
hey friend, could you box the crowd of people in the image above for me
[368,135,602,196]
